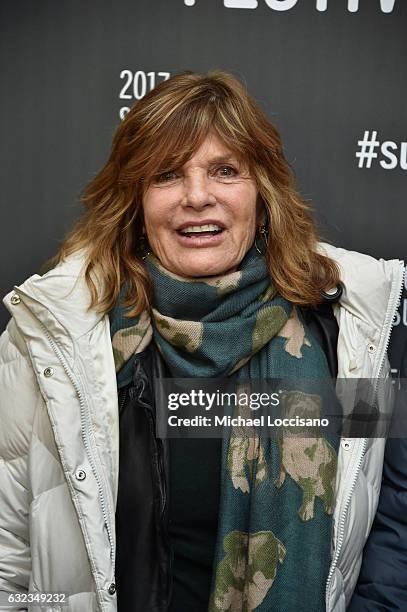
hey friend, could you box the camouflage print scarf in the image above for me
[109,247,339,612]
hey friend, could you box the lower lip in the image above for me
[175,230,226,247]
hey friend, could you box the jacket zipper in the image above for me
[34,320,116,579]
[156,436,172,605]
[126,362,171,609]
[325,262,405,606]
[131,367,168,520]
[119,387,128,415]
[135,383,170,606]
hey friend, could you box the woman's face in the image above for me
[142,133,261,278]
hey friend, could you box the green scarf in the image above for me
[109,247,339,611]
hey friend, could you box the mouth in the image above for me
[177,223,224,238]
[175,221,226,247]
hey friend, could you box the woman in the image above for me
[0,71,404,612]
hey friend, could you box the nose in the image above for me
[181,172,216,209]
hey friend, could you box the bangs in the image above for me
[140,96,253,183]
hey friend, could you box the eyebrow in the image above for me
[206,155,239,164]
[159,154,242,174]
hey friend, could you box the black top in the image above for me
[168,438,222,612]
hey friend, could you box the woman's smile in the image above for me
[175,219,226,248]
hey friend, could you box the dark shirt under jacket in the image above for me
[168,437,222,612]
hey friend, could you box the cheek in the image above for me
[144,218,168,254]
[143,192,157,219]
[142,193,169,238]
[233,191,258,233]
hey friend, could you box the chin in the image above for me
[177,259,235,278]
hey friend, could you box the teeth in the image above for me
[180,224,222,234]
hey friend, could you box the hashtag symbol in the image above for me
[356,131,380,168]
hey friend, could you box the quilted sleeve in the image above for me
[0,321,37,609]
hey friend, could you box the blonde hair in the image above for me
[56,70,339,315]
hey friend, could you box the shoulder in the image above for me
[318,242,405,331]
[2,250,104,340]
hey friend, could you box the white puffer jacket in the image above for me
[0,244,404,612]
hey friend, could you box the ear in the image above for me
[256,196,267,227]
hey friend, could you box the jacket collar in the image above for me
[4,244,405,354]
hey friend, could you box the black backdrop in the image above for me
[0,0,405,371]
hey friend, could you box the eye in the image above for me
[155,170,178,183]
[215,165,238,178]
